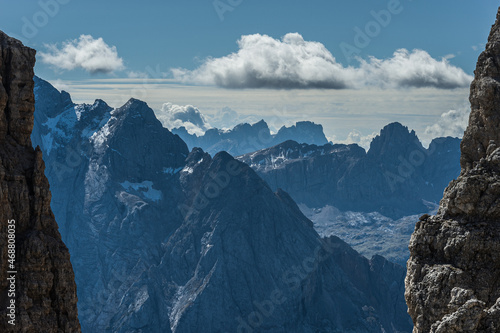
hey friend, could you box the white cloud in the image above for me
[357,49,472,89]
[157,103,212,136]
[40,35,124,74]
[424,106,470,139]
[331,130,377,150]
[207,107,260,130]
[172,33,472,90]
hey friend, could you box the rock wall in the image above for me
[405,7,500,333]
[0,31,81,332]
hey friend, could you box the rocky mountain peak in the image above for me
[76,98,111,123]
[0,30,81,332]
[97,98,189,182]
[34,76,74,118]
[368,122,422,159]
[406,6,500,332]
[232,118,271,135]
[0,31,37,146]
[461,8,500,171]
[275,120,328,146]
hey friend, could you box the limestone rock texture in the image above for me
[405,7,500,333]
[0,31,81,332]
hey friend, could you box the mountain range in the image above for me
[238,123,460,219]
[172,119,328,156]
[32,76,412,332]
[235,124,460,264]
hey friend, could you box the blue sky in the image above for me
[1,0,499,147]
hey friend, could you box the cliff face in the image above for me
[0,31,80,332]
[405,8,500,333]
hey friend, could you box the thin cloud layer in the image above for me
[40,35,124,74]
[157,103,211,136]
[172,33,473,90]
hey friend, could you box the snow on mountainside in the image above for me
[32,77,412,333]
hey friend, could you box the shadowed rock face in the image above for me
[32,76,412,332]
[405,7,500,333]
[0,31,81,332]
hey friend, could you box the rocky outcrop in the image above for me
[0,31,80,332]
[405,7,500,332]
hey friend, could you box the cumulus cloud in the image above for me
[331,130,378,150]
[424,106,470,139]
[357,49,472,89]
[172,33,472,90]
[39,35,124,74]
[157,103,212,136]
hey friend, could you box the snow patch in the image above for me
[120,181,162,202]
[131,286,149,313]
[181,166,194,174]
[90,119,112,153]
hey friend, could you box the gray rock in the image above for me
[405,6,500,332]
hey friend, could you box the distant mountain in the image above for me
[238,123,461,218]
[32,77,412,332]
[237,124,461,264]
[172,119,328,156]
